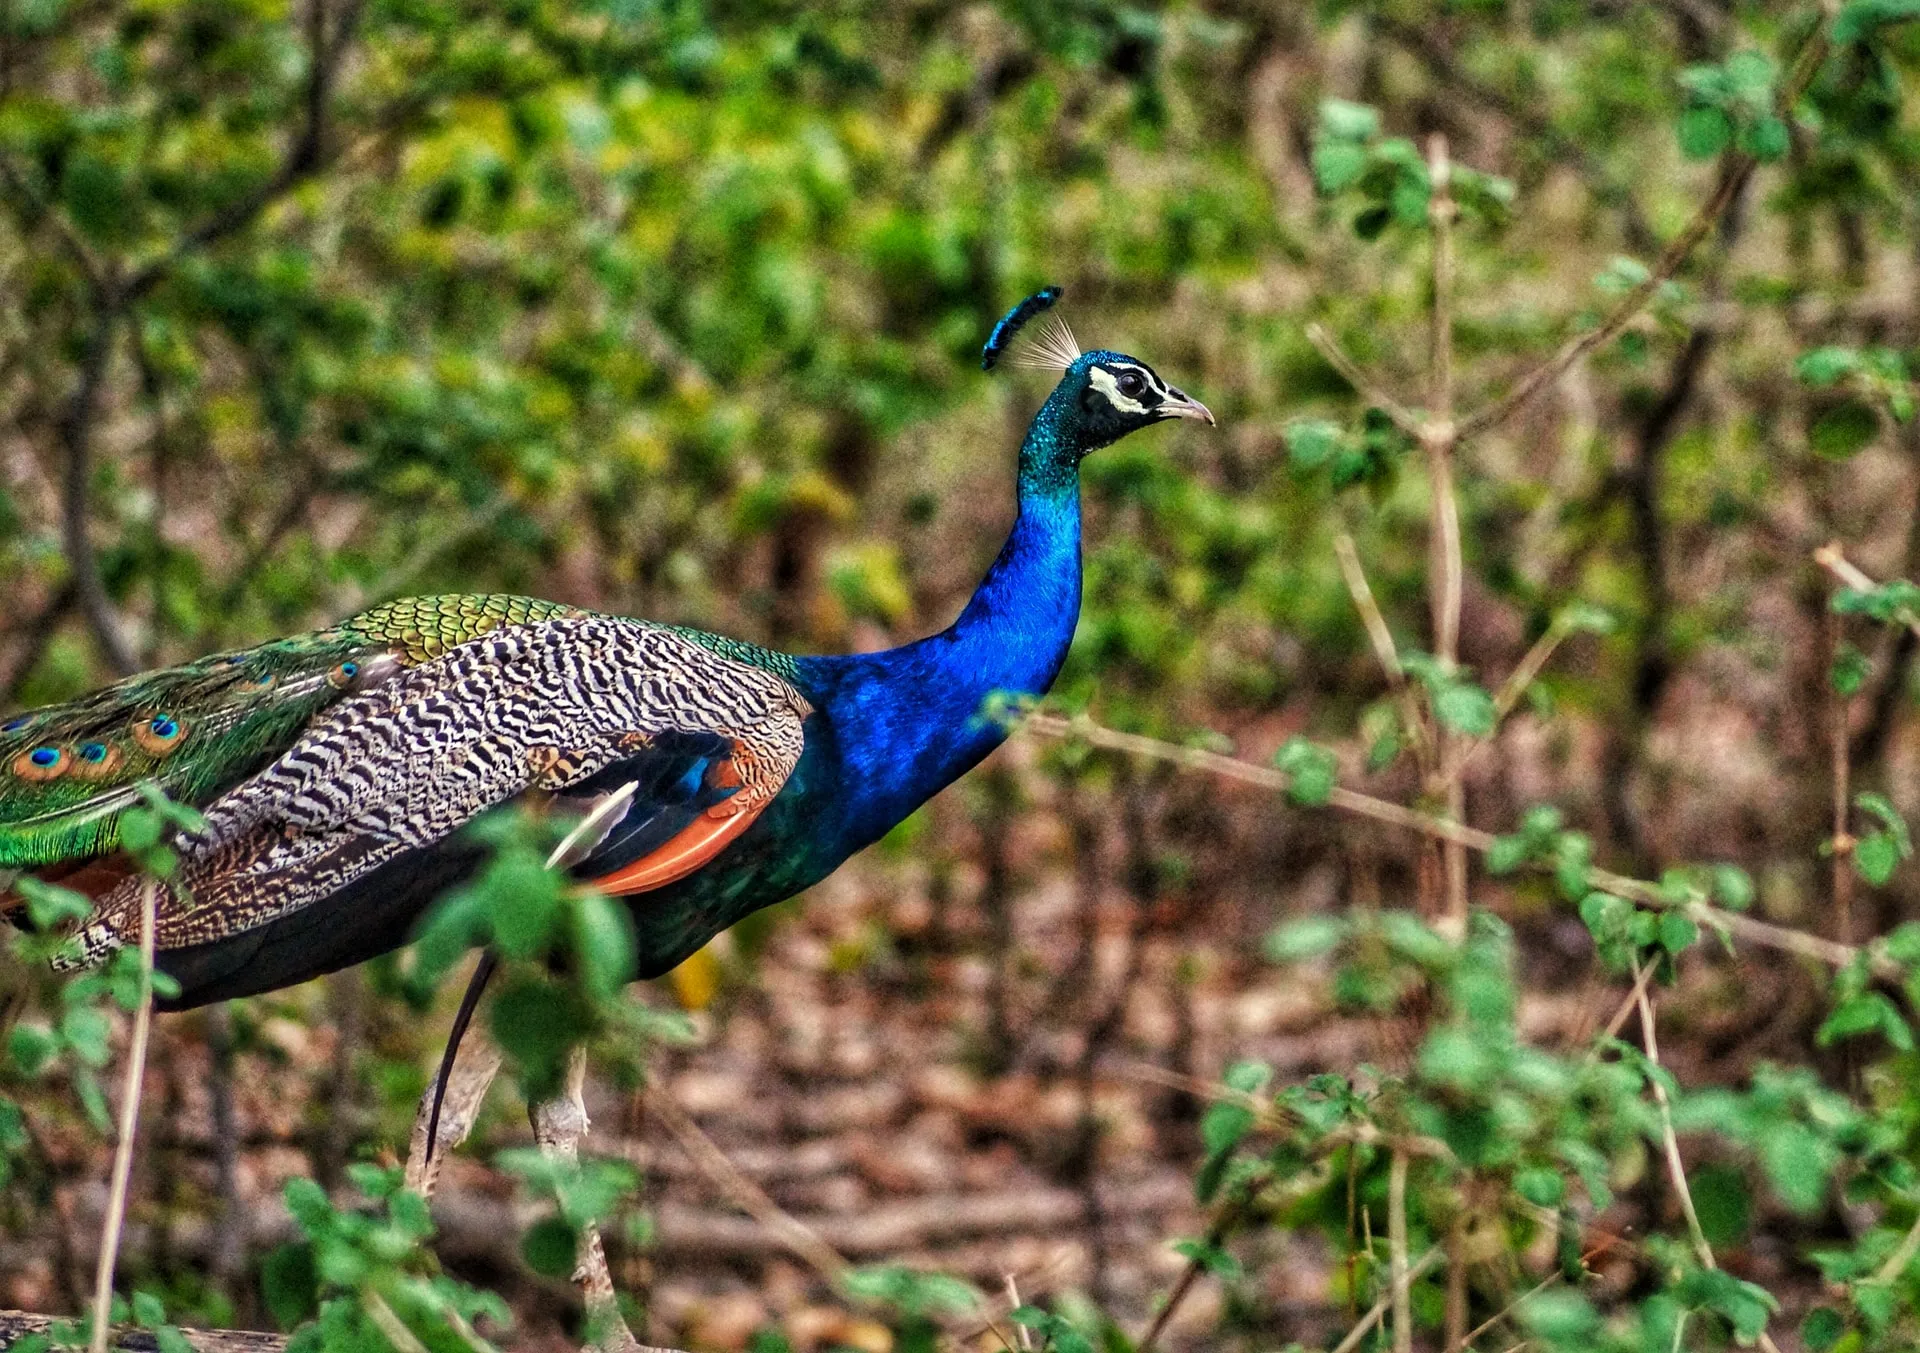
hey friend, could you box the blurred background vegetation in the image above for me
[7,0,1920,1350]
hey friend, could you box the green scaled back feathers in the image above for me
[0,594,588,869]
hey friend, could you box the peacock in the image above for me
[0,288,1211,1336]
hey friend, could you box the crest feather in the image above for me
[1008,310,1081,373]
[982,286,1065,371]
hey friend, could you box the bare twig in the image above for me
[645,1086,853,1288]
[1003,1277,1033,1352]
[1627,966,1791,1352]
[1633,964,1713,1271]
[1816,541,1919,638]
[88,880,156,1353]
[1327,1248,1443,1353]
[1455,16,1831,439]
[1829,607,1855,946]
[1020,712,1888,978]
[1586,961,1662,1055]
[1443,1217,1467,1353]
[360,1290,434,1353]
[1137,1185,1258,1353]
[1388,1150,1412,1353]
[124,0,368,302]
[1304,323,1425,439]
[60,303,138,677]
[1445,617,1577,788]
[1425,133,1468,938]
[1870,1209,1920,1285]
[1334,532,1432,770]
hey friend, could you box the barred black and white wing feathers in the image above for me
[66,616,811,969]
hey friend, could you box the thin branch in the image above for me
[1388,1150,1412,1353]
[1002,1277,1033,1353]
[88,880,156,1353]
[1305,322,1425,440]
[1334,532,1432,771]
[1871,1209,1920,1285]
[1455,15,1832,440]
[644,1086,853,1289]
[1829,607,1855,947]
[1816,541,1920,639]
[1020,712,1888,978]
[60,302,138,676]
[0,153,106,291]
[1425,133,1468,938]
[360,1290,433,1353]
[1328,1248,1443,1353]
[1137,1185,1258,1353]
[1445,617,1577,788]
[1586,960,1661,1055]
[1633,965,1713,1271]
[124,0,367,301]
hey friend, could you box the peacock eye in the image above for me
[1117,370,1145,397]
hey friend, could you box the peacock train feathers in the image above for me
[0,595,584,870]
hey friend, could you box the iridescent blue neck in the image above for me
[795,393,1084,848]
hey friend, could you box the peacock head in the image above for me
[982,286,1214,462]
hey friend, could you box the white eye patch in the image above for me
[1088,364,1160,416]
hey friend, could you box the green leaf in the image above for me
[260,1243,318,1330]
[1222,1060,1272,1095]
[1759,1122,1831,1214]
[1317,98,1380,142]
[521,1216,578,1278]
[1740,114,1789,161]
[1798,346,1861,387]
[572,890,636,999]
[1831,642,1870,696]
[1689,1164,1751,1247]
[1800,1307,1847,1352]
[1433,682,1496,736]
[1517,1290,1599,1341]
[1854,791,1912,852]
[490,977,592,1102]
[1673,1268,1778,1341]
[1284,418,1343,470]
[1514,1166,1565,1208]
[8,1025,58,1078]
[1311,142,1367,195]
[1817,991,1912,1049]
[1812,401,1880,459]
[1677,105,1732,159]
[1710,865,1754,910]
[1835,0,1920,44]
[1274,736,1337,806]
[1856,832,1901,886]
[1264,915,1345,962]
[1171,1237,1241,1278]
[130,1291,166,1328]
[1486,832,1531,875]
[1658,912,1698,955]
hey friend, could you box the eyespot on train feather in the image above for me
[981,286,1064,371]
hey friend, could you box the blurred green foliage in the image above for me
[8,0,1920,1350]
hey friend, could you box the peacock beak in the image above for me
[1160,387,1215,426]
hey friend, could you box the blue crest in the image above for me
[981,286,1064,371]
